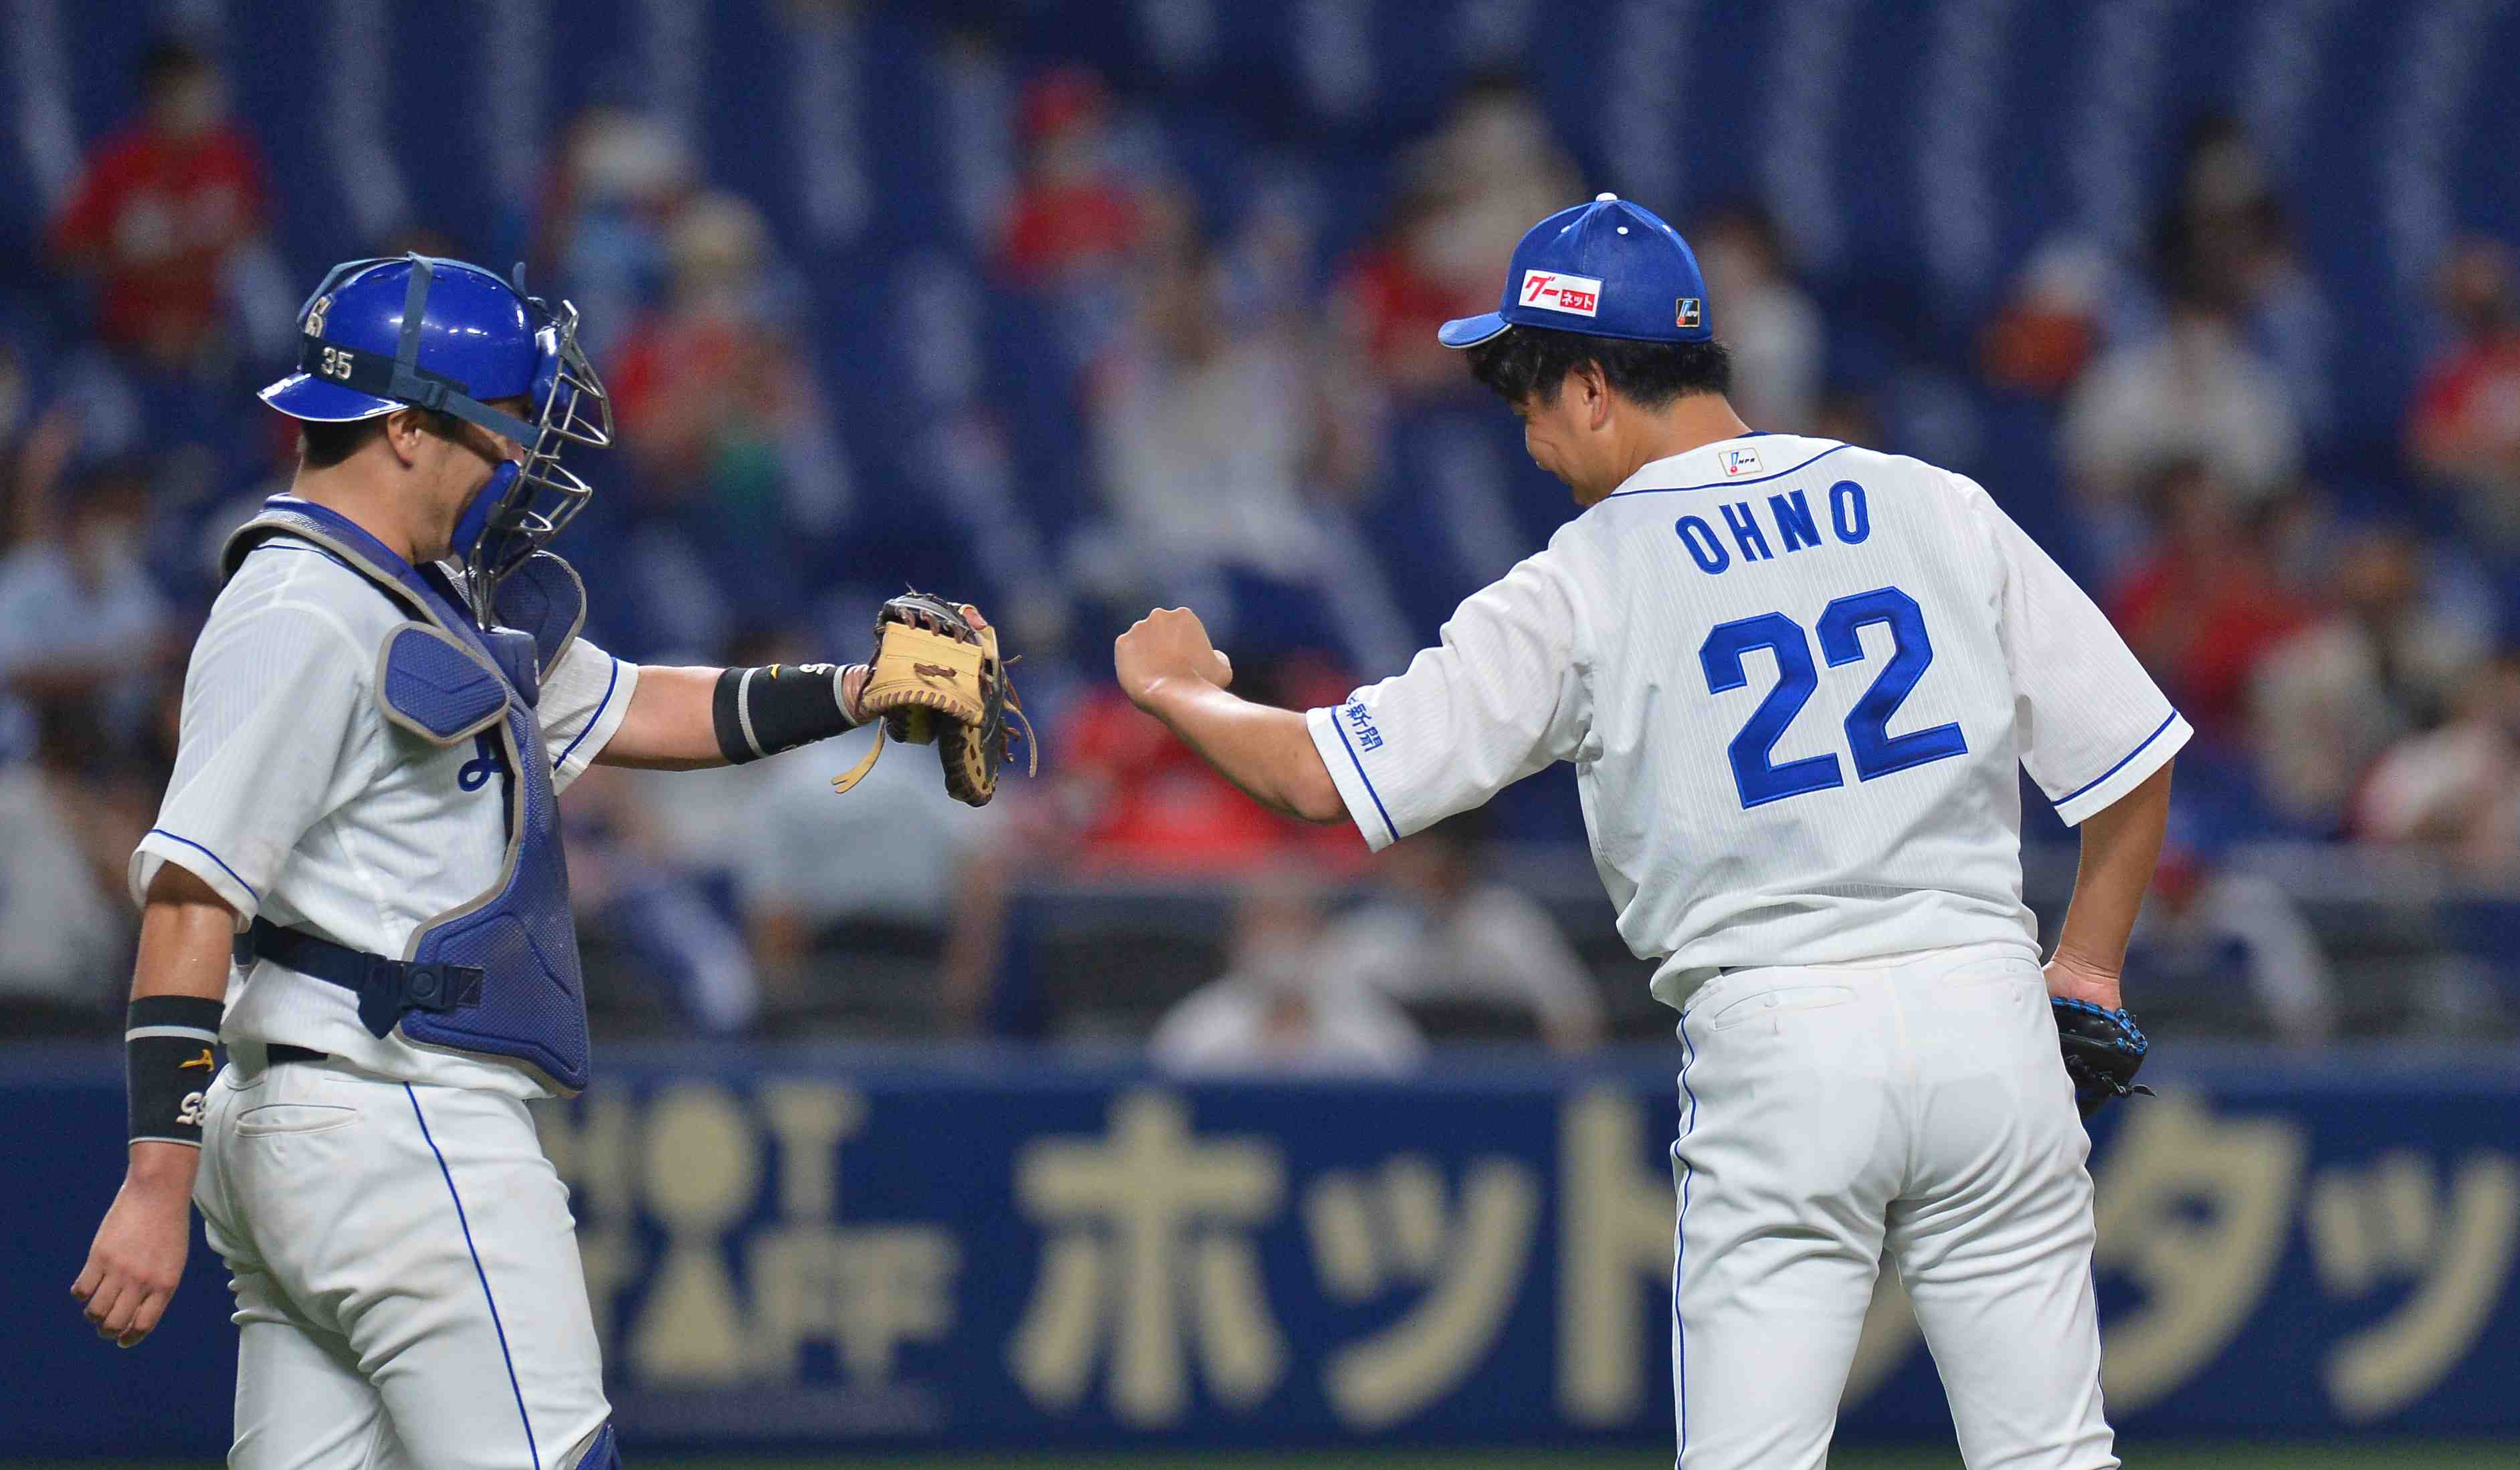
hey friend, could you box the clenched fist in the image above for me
[1114,607,1234,712]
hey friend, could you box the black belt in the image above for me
[241,918,484,1039]
[266,1044,328,1067]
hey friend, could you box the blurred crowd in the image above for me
[3,23,2516,1053]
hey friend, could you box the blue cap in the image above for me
[1437,193,1713,349]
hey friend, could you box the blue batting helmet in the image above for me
[260,253,613,605]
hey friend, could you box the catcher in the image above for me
[72,251,1026,1469]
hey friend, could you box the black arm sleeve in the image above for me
[712,663,862,764]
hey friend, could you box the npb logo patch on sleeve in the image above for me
[1519,270,1602,318]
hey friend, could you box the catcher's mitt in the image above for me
[2051,996,2156,1118]
[830,592,1035,807]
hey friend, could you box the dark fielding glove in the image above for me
[828,591,1035,807]
[2051,996,2157,1118]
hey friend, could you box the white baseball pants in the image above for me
[192,1053,611,1469]
[1670,943,2118,1469]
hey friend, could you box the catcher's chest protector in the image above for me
[219,502,593,1093]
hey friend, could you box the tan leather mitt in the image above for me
[830,592,1035,807]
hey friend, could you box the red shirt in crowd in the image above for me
[1000,182,1140,284]
[50,122,270,356]
[2408,331,2520,468]
[1055,689,1361,876]
[2107,554,2310,738]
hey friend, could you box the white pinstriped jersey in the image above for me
[1306,434,2190,1009]
[129,533,638,1098]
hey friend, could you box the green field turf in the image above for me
[22,1449,2520,1470]
[670,1449,2520,1470]
[657,1451,2515,1470]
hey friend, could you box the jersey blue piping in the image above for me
[406,1085,541,1470]
[1605,442,1851,499]
[1673,1013,1701,1465]
[144,829,260,902]
[550,657,622,772]
[1329,713,1400,845]
[2057,711,2179,807]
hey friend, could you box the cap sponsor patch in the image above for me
[1676,296,1702,329]
[1519,269,1603,318]
[1721,446,1763,478]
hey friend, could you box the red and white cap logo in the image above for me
[1518,269,1603,318]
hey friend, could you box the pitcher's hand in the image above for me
[1114,607,1234,711]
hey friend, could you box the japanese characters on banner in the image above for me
[4,1057,2517,1455]
[525,1063,2520,1450]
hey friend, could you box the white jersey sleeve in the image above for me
[131,596,375,924]
[1305,548,1591,851]
[537,635,638,795]
[1963,475,2190,823]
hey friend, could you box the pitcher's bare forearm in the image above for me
[1138,677,1346,824]
[1115,606,1349,825]
[2047,760,2173,1005]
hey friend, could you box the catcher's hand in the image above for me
[2050,996,2156,1118]
[830,591,1034,807]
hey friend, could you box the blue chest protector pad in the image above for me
[221,499,593,1094]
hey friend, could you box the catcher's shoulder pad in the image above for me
[377,623,511,745]
[488,550,588,677]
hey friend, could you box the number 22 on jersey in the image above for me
[1699,585,1967,809]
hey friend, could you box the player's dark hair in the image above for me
[1464,326,1732,411]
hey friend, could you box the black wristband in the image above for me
[127,994,225,1148]
[713,663,860,764]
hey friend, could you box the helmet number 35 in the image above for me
[317,345,354,382]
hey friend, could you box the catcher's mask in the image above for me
[259,253,613,619]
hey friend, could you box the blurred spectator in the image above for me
[1694,199,1823,431]
[1979,237,2112,398]
[723,647,1009,1029]
[608,192,852,640]
[2249,528,2485,831]
[2154,114,2333,438]
[2105,461,2309,743]
[564,766,761,1037]
[0,453,175,763]
[2354,649,2520,871]
[2060,270,2301,520]
[2407,239,2520,548]
[998,67,1143,285]
[1049,653,1360,877]
[1151,873,1425,1077]
[1331,72,1578,397]
[532,104,698,365]
[0,699,147,1030]
[1082,239,1387,665]
[47,37,272,373]
[2126,813,2337,1046]
[1315,813,1605,1052]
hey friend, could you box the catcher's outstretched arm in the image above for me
[597,663,871,770]
[2044,760,2173,1009]
[1117,607,1345,825]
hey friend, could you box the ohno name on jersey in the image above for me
[1674,480,1871,576]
